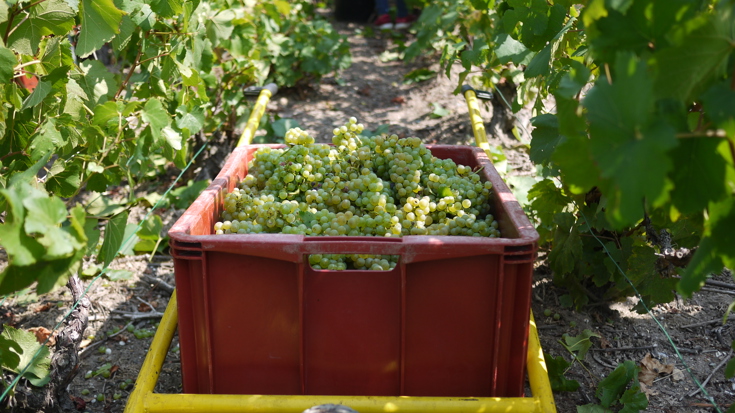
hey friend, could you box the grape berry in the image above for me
[214,118,499,270]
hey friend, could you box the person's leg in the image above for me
[395,0,409,18]
[375,0,390,15]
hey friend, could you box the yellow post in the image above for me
[461,85,492,155]
[236,83,278,147]
[527,312,558,413]
[123,292,179,413]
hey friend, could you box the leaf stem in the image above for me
[0,151,29,161]
[675,130,727,138]
[14,59,41,70]
[138,52,170,65]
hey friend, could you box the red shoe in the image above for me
[374,14,393,30]
[394,14,417,30]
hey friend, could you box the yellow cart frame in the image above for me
[124,85,557,413]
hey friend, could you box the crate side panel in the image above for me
[206,251,302,395]
[403,255,501,397]
[304,268,402,396]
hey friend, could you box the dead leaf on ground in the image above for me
[357,86,372,96]
[33,302,54,312]
[28,326,55,346]
[671,368,685,382]
[639,382,658,399]
[638,353,675,386]
[391,96,406,104]
[598,334,611,349]
[138,302,153,312]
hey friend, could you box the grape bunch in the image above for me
[214,118,500,270]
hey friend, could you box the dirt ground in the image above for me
[1,16,734,413]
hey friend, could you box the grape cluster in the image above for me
[214,118,500,270]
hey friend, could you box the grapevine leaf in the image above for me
[136,215,163,241]
[98,211,129,267]
[551,132,599,195]
[548,212,582,275]
[726,358,735,379]
[576,405,607,413]
[45,162,82,198]
[21,81,52,111]
[29,118,65,162]
[669,137,729,214]
[0,335,22,372]
[529,114,562,165]
[618,386,648,413]
[469,0,491,10]
[0,185,46,267]
[585,54,677,227]
[0,46,16,83]
[528,179,571,226]
[175,105,205,134]
[524,42,551,78]
[141,98,171,144]
[105,269,133,281]
[562,329,600,361]
[494,33,534,66]
[149,0,182,18]
[679,197,735,298]
[92,101,122,125]
[5,0,75,55]
[546,354,580,392]
[112,14,136,51]
[652,9,734,103]
[581,0,608,28]
[162,126,182,150]
[76,0,125,58]
[78,60,117,106]
[83,218,100,256]
[702,81,735,137]
[596,360,638,408]
[0,1,7,23]
[1,326,51,386]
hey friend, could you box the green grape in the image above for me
[214,118,500,269]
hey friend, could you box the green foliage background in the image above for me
[0,0,350,392]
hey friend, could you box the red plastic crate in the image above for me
[168,144,539,398]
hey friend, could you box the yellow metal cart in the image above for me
[123,85,557,413]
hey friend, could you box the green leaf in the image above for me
[562,329,600,361]
[403,68,436,85]
[652,10,734,103]
[167,180,209,209]
[581,0,607,28]
[0,335,23,373]
[149,0,182,17]
[76,0,125,58]
[136,215,163,241]
[0,46,16,84]
[528,179,572,226]
[83,217,100,256]
[4,0,75,55]
[585,54,677,227]
[669,137,730,214]
[548,212,583,276]
[529,114,561,165]
[79,60,117,106]
[45,161,82,198]
[546,354,580,392]
[505,175,538,207]
[162,126,182,150]
[430,102,450,118]
[618,386,648,413]
[524,42,551,78]
[141,98,172,144]
[577,404,608,413]
[1,326,51,386]
[271,118,300,139]
[20,81,52,111]
[596,360,638,408]
[679,197,735,297]
[98,211,128,267]
[0,184,47,267]
[105,269,133,281]
[493,33,534,65]
[175,104,205,134]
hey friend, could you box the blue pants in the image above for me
[376,0,409,17]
